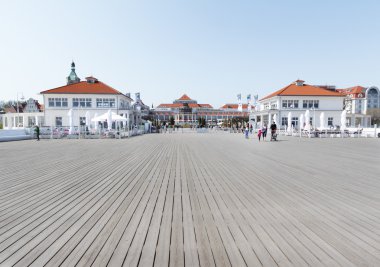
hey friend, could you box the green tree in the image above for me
[170,116,175,126]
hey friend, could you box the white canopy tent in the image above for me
[91,110,127,131]
[91,111,128,122]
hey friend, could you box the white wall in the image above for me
[278,96,344,110]
[279,110,342,128]
[43,93,132,127]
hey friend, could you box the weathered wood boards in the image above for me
[0,135,379,266]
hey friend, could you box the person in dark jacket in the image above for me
[270,122,277,141]
[35,125,40,141]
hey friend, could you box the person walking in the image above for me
[262,124,268,141]
[35,125,40,141]
[258,128,262,142]
[270,121,277,141]
[244,126,249,139]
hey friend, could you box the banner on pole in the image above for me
[247,94,252,112]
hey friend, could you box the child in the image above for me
[258,129,262,142]
[262,124,267,141]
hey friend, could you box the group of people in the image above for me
[244,121,278,141]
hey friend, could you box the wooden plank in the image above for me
[0,134,379,267]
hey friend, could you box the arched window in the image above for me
[367,88,379,109]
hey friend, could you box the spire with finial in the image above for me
[67,61,80,85]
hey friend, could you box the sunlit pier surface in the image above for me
[1,134,379,267]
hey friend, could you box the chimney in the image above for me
[126,93,131,98]
[295,80,305,86]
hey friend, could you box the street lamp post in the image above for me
[16,92,24,128]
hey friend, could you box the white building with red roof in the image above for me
[154,94,251,126]
[2,98,44,129]
[40,62,133,129]
[251,80,352,129]
[337,86,379,125]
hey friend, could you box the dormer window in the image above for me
[85,76,98,84]
[295,79,305,86]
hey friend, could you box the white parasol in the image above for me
[287,112,292,132]
[85,111,91,127]
[299,114,304,130]
[67,109,74,134]
[305,110,310,131]
[341,110,347,131]
[94,113,98,130]
[319,112,325,130]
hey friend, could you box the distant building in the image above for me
[154,94,251,126]
[2,98,44,129]
[129,92,150,127]
[337,86,378,126]
[40,62,133,129]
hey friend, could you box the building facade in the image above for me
[2,98,44,129]
[154,94,252,126]
[337,86,378,126]
[250,80,349,129]
[130,92,150,126]
[40,62,133,129]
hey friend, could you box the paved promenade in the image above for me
[0,134,379,266]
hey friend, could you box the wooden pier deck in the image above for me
[0,134,379,266]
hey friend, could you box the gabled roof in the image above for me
[178,94,192,101]
[40,80,129,97]
[4,106,17,113]
[260,80,343,101]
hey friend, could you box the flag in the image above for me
[247,94,252,112]
[237,94,241,101]
[237,93,242,112]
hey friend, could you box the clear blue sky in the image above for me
[1,0,379,107]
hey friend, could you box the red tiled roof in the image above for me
[188,103,213,108]
[178,94,192,101]
[157,103,184,108]
[199,104,213,108]
[220,104,253,109]
[260,81,343,101]
[336,86,366,95]
[4,106,17,113]
[40,81,125,95]
[157,103,213,109]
